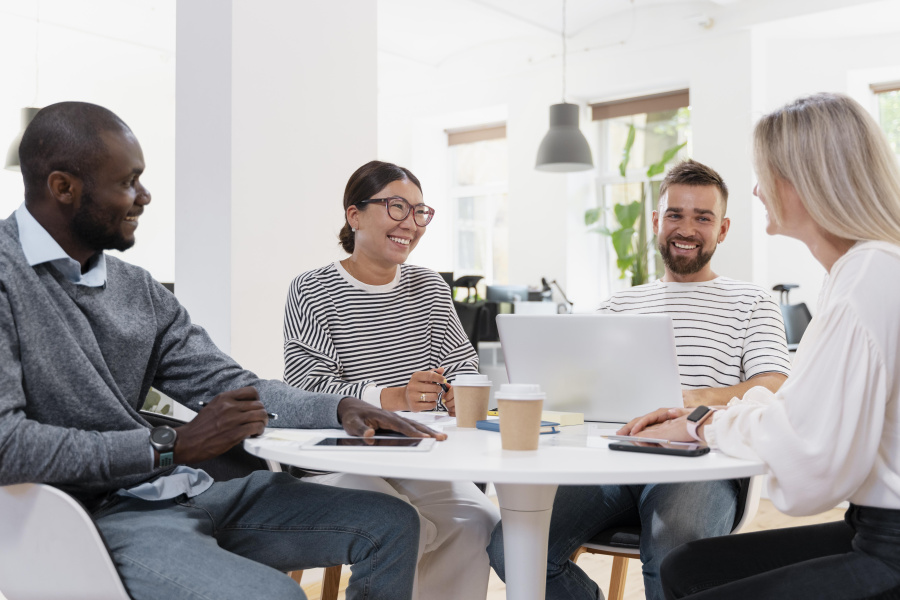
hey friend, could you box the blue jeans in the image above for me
[93,471,419,600]
[661,504,900,599]
[487,480,738,600]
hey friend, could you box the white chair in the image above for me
[0,400,337,600]
[571,475,763,600]
[0,483,131,600]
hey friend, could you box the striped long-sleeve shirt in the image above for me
[599,277,791,389]
[283,262,479,404]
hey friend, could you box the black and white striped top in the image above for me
[283,262,479,401]
[599,278,790,389]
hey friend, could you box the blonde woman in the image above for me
[619,93,900,599]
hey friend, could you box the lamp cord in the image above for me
[562,0,566,103]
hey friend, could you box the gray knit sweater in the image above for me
[0,215,344,509]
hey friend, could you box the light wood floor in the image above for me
[310,498,846,600]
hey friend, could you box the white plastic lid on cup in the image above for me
[453,374,492,387]
[494,383,546,401]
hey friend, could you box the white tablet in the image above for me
[300,436,435,451]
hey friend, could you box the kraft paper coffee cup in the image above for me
[495,384,546,450]
[453,373,492,428]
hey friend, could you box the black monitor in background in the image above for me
[485,284,530,303]
[439,272,454,289]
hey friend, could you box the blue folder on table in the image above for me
[476,420,560,434]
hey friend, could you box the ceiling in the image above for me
[374,0,900,96]
[2,0,897,84]
[377,0,720,69]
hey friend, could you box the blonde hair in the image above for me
[753,93,900,245]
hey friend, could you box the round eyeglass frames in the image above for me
[355,196,435,227]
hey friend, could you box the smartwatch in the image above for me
[149,425,177,467]
[686,406,716,442]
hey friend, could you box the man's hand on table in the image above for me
[337,397,448,441]
[174,386,268,463]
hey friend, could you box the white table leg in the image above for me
[494,483,559,600]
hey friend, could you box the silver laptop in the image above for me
[496,314,684,423]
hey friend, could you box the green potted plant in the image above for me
[585,124,686,286]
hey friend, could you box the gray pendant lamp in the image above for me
[5,107,40,172]
[535,0,594,172]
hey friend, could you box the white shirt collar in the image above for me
[15,203,107,287]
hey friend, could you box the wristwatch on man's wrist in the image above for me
[149,425,177,467]
[686,406,716,443]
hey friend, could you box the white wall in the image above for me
[0,0,175,282]
[176,0,377,379]
[757,29,900,307]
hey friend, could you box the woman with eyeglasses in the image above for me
[283,160,500,600]
[619,94,900,599]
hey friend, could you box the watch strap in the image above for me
[687,406,716,442]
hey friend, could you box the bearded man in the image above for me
[487,159,791,600]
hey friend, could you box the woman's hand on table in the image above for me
[337,397,447,440]
[638,414,697,443]
[618,407,692,437]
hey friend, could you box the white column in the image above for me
[175,0,233,353]
[176,0,377,378]
[690,30,759,284]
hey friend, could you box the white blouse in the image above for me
[706,241,900,515]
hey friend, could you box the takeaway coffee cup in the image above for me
[453,374,492,428]
[495,383,546,450]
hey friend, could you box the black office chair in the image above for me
[773,283,812,351]
[453,300,488,353]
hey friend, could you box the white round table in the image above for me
[245,423,765,600]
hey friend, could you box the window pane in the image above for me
[591,104,691,286]
[457,197,476,221]
[449,136,509,283]
[491,193,509,283]
[596,107,691,176]
[450,138,508,186]
[878,90,900,162]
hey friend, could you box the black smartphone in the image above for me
[609,440,710,457]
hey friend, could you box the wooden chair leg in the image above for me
[288,570,303,584]
[570,546,587,563]
[607,556,629,600]
[321,565,343,600]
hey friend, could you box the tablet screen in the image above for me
[313,437,424,448]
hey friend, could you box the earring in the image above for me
[351,227,356,233]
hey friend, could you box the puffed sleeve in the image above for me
[706,303,886,516]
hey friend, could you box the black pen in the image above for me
[197,401,278,421]
[435,381,450,412]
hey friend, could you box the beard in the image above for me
[657,235,716,276]
[71,190,135,253]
